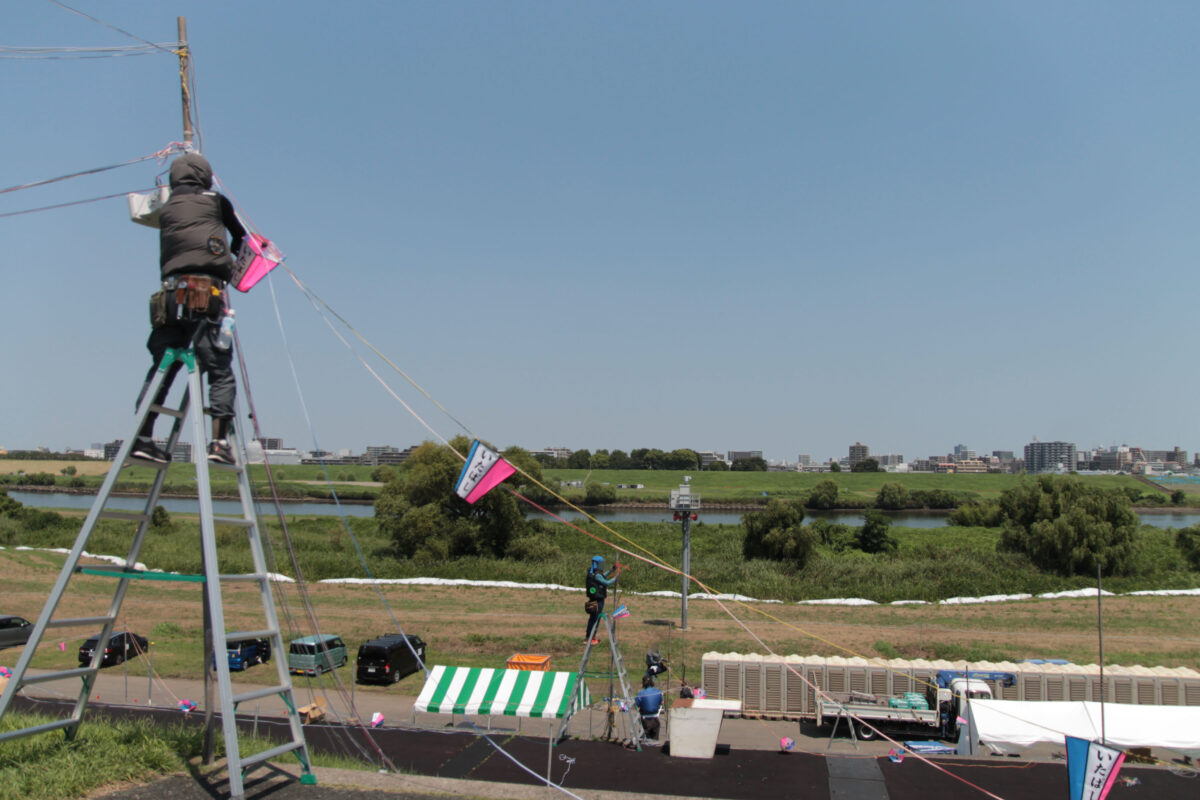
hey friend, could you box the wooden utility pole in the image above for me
[177,17,194,147]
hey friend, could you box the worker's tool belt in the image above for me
[149,290,168,329]
[151,275,225,328]
[584,600,599,615]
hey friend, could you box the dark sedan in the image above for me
[78,631,149,667]
[0,615,33,649]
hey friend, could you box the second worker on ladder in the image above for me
[132,152,245,466]
[584,555,621,645]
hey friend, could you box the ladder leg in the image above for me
[1,346,313,795]
[227,423,315,782]
[0,359,183,734]
[190,365,247,797]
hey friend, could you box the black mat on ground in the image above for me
[10,698,1199,799]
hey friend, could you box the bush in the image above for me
[742,499,816,568]
[1177,524,1200,570]
[506,532,563,561]
[948,500,1005,527]
[876,483,911,510]
[150,505,173,530]
[805,479,839,510]
[809,518,855,552]
[584,481,617,505]
[857,510,898,554]
[910,488,961,509]
[997,476,1139,576]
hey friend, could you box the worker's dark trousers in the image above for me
[642,715,660,740]
[586,598,606,639]
[137,314,235,421]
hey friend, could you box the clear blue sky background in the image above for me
[3,1,1198,464]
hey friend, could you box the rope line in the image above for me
[0,188,152,219]
[0,142,186,195]
[47,0,179,55]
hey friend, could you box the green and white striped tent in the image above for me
[415,665,591,719]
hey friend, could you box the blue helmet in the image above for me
[590,555,604,572]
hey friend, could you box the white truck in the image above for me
[816,670,1013,741]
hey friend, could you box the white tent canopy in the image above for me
[964,700,1200,752]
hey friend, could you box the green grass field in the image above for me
[5,463,1175,508]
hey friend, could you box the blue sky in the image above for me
[3,1,1199,464]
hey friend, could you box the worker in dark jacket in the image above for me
[584,555,620,644]
[132,152,246,466]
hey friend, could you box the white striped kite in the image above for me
[454,440,516,504]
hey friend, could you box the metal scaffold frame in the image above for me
[0,346,315,798]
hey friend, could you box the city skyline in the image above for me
[3,3,1199,463]
[17,434,1194,472]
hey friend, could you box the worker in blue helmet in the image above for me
[583,555,621,644]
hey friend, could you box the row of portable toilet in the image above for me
[700,653,1200,719]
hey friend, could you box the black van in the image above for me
[355,634,425,685]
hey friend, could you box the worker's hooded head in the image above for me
[169,152,214,191]
[590,555,604,572]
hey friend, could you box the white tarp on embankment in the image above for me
[964,700,1200,751]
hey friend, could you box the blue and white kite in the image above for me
[454,440,517,505]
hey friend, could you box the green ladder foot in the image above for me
[300,773,318,785]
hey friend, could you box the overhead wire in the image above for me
[0,142,187,196]
[0,188,154,219]
[0,44,171,59]
[45,0,179,56]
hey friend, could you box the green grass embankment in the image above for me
[4,507,1196,604]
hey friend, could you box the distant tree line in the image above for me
[534,448,770,472]
[0,451,96,461]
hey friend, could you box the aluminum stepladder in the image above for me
[0,346,315,798]
[564,611,645,748]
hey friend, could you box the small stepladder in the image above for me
[0,346,316,798]
[564,611,645,748]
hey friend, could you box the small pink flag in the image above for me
[59,642,66,652]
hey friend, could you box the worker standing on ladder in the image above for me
[584,555,620,645]
[132,152,245,466]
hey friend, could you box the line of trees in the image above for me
[534,448,764,471]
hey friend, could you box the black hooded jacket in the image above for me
[158,153,246,281]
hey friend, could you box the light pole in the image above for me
[669,477,700,630]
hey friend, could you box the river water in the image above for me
[8,491,1200,529]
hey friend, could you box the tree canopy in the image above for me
[996,475,1139,576]
[375,436,542,560]
[741,498,816,568]
[805,479,840,510]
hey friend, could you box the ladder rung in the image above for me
[218,573,271,583]
[98,510,149,522]
[45,616,115,629]
[149,403,185,419]
[122,457,169,471]
[21,667,98,685]
[208,461,243,473]
[212,516,254,528]
[0,717,79,743]
[233,684,290,705]
[225,629,277,642]
[237,740,304,770]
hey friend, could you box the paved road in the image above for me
[10,668,1198,800]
